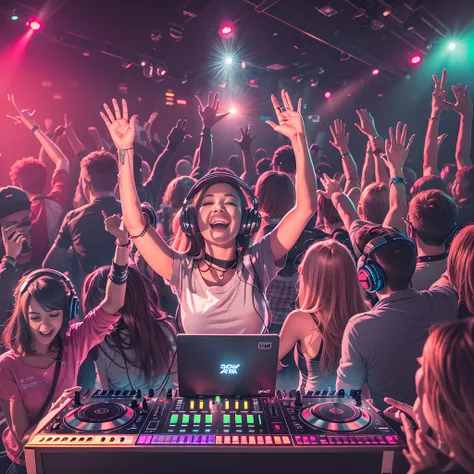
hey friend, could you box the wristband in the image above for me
[429,117,440,121]
[128,213,150,239]
[340,152,350,157]
[390,177,407,187]
[31,125,40,133]
[116,239,131,248]
[201,127,213,138]
[3,256,17,267]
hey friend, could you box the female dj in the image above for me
[0,213,129,473]
[100,90,317,333]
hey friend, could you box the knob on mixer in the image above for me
[74,391,82,406]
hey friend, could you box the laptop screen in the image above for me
[177,334,279,397]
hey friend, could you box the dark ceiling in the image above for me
[2,0,473,89]
[1,0,473,184]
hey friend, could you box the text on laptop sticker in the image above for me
[220,364,240,375]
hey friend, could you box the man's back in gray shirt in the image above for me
[337,286,458,409]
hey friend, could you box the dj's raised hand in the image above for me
[100,98,138,150]
[195,92,229,129]
[6,94,37,131]
[266,90,304,139]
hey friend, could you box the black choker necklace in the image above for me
[204,253,238,269]
[417,251,449,263]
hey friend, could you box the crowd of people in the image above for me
[0,68,473,473]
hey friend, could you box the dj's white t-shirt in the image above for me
[169,233,284,334]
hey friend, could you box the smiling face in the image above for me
[27,297,64,349]
[196,182,243,247]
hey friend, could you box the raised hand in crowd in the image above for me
[167,119,192,152]
[317,173,342,200]
[266,90,304,140]
[329,119,360,197]
[382,122,415,230]
[233,125,255,151]
[329,118,350,154]
[102,211,128,246]
[354,109,380,141]
[450,82,472,169]
[431,69,452,116]
[383,122,415,172]
[195,92,229,130]
[450,82,472,117]
[1,225,26,260]
[143,111,159,141]
[424,70,451,176]
[234,125,257,184]
[437,132,448,148]
[44,118,55,135]
[6,94,37,130]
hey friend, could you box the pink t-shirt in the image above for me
[0,306,119,463]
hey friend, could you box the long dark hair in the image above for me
[82,266,174,384]
[3,274,70,356]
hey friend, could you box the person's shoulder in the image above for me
[346,309,377,328]
[0,350,18,368]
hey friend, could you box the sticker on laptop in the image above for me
[258,341,272,350]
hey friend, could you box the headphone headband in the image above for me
[182,172,258,209]
[361,231,415,258]
[19,269,79,320]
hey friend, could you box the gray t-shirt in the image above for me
[169,233,283,334]
[411,257,447,291]
[337,286,458,409]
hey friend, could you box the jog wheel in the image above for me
[64,402,136,432]
[300,402,370,432]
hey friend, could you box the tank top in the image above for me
[294,314,337,394]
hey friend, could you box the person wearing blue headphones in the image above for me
[100,90,317,334]
[327,123,460,410]
[0,213,130,473]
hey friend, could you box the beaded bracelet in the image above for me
[31,125,40,133]
[128,213,150,240]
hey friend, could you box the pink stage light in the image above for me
[372,68,380,75]
[410,54,422,66]
[324,91,332,99]
[27,19,41,31]
[219,23,234,38]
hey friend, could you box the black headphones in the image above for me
[357,230,416,293]
[19,269,79,320]
[180,172,261,238]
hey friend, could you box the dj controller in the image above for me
[25,388,407,474]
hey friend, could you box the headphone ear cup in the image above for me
[180,205,198,236]
[69,295,79,320]
[358,261,385,293]
[239,208,250,237]
[247,208,261,236]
